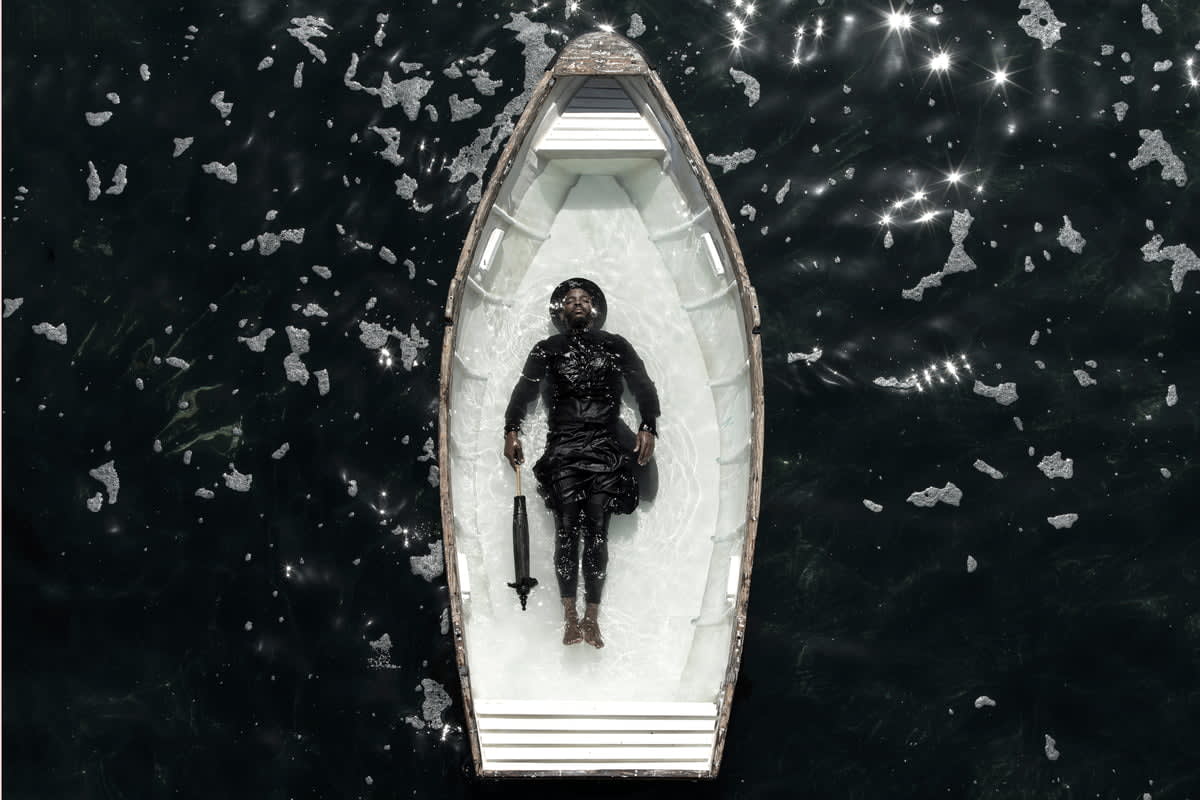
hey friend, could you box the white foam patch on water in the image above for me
[1037,451,1074,479]
[195,488,215,500]
[172,137,193,157]
[3,298,23,317]
[210,91,233,119]
[86,162,102,200]
[873,374,921,390]
[775,179,791,204]
[1166,384,1178,406]
[202,161,238,184]
[907,482,962,507]
[449,94,481,122]
[1140,3,1161,33]
[271,443,290,459]
[739,203,756,222]
[394,175,416,197]
[973,459,1005,479]
[379,246,397,264]
[410,542,444,581]
[705,149,757,173]
[729,68,761,106]
[903,210,976,301]
[787,347,822,364]
[1141,234,1199,292]
[89,460,120,503]
[446,13,555,203]
[238,328,274,352]
[966,555,978,573]
[223,466,253,492]
[257,56,274,70]
[1017,0,1065,49]
[974,380,1018,405]
[374,13,389,47]
[628,13,646,38]
[467,69,503,96]
[33,322,68,344]
[1057,215,1086,253]
[166,356,189,370]
[975,695,997,709]
[1128,129,1188,186]
[139,63,150,81]
[344,54,433,120]
[369,126,405,166]
[288,16,332,63]
[1073,369,1096,386]
[1047,513,1078,529]
[86,111,113,126]
[86,492,104,512]
[105,164,128,195]
[293,62,304,89]
[863,499,883,512]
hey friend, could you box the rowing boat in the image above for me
[437,31,763,779]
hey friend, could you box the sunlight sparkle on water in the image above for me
[930,51,952,72]
[991,68,1009,85]
[886,9,913,32]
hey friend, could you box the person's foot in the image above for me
[562,598,582,646]
[580,603,604,649]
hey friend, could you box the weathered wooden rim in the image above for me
[438,30,764,781]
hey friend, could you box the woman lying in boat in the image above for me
[503,277,660,649]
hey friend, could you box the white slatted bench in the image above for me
[475,699,718,774]
[536,77,666,160]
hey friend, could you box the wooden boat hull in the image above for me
[438,32,763,779]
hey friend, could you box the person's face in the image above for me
[559,287,594,328]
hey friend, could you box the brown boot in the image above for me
[561,598,582,645]
[580,602,604,649]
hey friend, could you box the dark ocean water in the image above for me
[3,0,1198,797]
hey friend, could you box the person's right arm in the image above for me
[503,342,548,467]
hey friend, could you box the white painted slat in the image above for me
[482,746,714,762]
[478,716,715,731]
[481,731,713,746]
[482,761,712,772]
[537,142,665,155]
[568,98,637,109]
[553,117,649,130]
[475,700,716,717]
[543,129,661,141]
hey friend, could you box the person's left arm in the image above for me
[614,334,660,465]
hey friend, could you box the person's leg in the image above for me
[553,498,585,645]
[579,493,611,648]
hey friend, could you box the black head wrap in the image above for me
[548,277,607,333]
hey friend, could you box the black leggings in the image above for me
[553,493,611,604]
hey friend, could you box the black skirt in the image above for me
[532,422,639,515]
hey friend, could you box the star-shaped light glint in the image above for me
[886,8,913,33]
[991,68,1009,86]
[929,51,952,72]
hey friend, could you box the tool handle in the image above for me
[514,463,522,496]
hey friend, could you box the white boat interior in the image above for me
[448,75,753,772]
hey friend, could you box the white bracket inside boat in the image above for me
[457,552,471,601]
[701,232,726,278]
[466,276,515,307]
[477,228,504,273]
[647,207,711,242]
[681,280,736,312]
[491,205,551,242]
[726,553,741,603]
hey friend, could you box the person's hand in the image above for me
[504,431,524,469]
[634,430,655,466]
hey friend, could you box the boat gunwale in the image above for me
[438,31,764,781]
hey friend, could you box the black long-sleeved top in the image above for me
[504,328,660,437]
